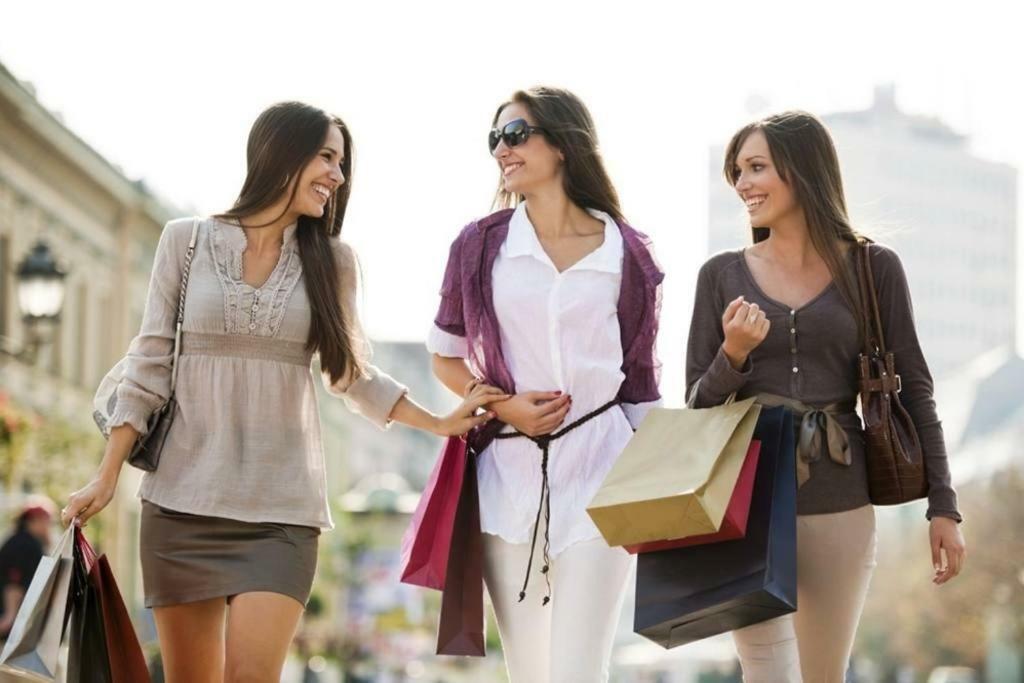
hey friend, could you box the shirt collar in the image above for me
[504,203,623,274]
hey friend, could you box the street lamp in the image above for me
[1,241,67,364]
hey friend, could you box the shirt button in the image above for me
[792,366,799,373]
[254,289,261,296]
[790,309,796,315]
[252,304,260,312]
[249,323,257,331]
[790,328,797,334]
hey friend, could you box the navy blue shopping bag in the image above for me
[634,404,797,648]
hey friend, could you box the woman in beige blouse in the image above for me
[687,111,966,682]
[60,101,505,683]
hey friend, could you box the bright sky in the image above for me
[3,1,1021,405]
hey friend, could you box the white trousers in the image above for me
[732,504,878,683]
[482,533,634,683]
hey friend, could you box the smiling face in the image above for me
[289,123,346,219]
[492,102,564,196]
[731,130,801,229]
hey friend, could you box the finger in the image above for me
[62,496,85,527]
[540,402,572,430]
[465,393,501,412]
[469,412,497,429]
[722,296,746,321]
[930,534,942,572]
[522,391,563,403]
[745,303,761,322]
[470,385,509,401]
[536,395,571,416]
[949,545,964,578]
[935,548,952,585]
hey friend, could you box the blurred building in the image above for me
[318,339,457,493]
[708,84,1018,377]
[0,59,176,614]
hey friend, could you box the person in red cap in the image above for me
[0,496,55,637]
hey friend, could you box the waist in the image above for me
[181,332,312,366]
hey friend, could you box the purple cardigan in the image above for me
[433,208,664,449]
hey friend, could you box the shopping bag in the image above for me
[400,437,469,590]
[93,554,149,682]
[435,451,485,657]
[0,525,75,680]
[587,397,762,546]
[634,405,797,648]
[625,439,761,554]
[66,528,150,683]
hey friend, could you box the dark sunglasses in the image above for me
[488,118,547,153]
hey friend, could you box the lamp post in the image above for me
[1,241,67,365]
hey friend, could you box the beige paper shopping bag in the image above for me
[587,397,761,546]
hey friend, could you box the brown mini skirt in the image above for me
[139,500,320,608]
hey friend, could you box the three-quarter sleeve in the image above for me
[871,245,961,521]
[427,232,469,357]
[322,241,408,430]
[105,218,190,435]
[685,257,752,408]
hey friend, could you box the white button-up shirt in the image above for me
[428,204,651,555]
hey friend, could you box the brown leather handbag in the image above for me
[856,242,929,505]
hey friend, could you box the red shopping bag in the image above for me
[625,440,761,554]
[399,436,469,590]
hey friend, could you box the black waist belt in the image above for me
[494,398,620,606]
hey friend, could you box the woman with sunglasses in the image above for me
[687,111,964,681]
[60,101,505,683]
[429,86,663,682]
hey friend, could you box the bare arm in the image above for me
[387,384,507,437]
[432,354,477,398]
[61,423,137,526]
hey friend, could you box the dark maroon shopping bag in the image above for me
[435,448,485,656]
[400,436,470,590]
[67,528,150,683]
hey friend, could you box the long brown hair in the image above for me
[723,110,866,329]
[492,86,624,222]
[217,101,362,384]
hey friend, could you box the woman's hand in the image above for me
[491,391,571,438]
[432,382,510,437]
[721,296,769,370]
[61,475,117,527]
[929,517,966,585]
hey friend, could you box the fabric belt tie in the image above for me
[755,393,856,488]
[494,398,620,606]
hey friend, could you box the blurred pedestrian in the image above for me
[0,496,55,637]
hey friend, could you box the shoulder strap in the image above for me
[856,242,887,355]
[169,217,201,392]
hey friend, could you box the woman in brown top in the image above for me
[687,111,965,682]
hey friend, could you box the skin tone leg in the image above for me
[223,592,305,683]
[153,598,227,683]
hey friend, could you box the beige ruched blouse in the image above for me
[105,217,408,529]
